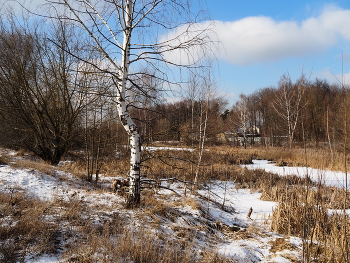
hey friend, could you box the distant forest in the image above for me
[133,74,347,151]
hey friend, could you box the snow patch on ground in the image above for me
[0,158,304,262]
[142,146,195,152]
[242,159,350,188]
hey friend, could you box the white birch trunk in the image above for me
[194,93,209,185]
[117,0,141,205]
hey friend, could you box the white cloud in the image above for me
[160,5,350,66]
[1,0,47,14]
[217,6,350,65]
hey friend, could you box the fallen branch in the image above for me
[141,181,181,196]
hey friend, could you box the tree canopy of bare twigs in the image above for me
[42,0,214,206]
[0,17,92,165]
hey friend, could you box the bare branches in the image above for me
[39,0,213,205]
[0,17,90,164]
[273,74,306,148]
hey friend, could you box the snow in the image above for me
[25,255,59,263]
[142,146,195,152]
[0,166,63,201]
[0,165,125,207]
[0,155,306,262]
[195,182,299,262]
[242,159,350,188]
[197,183,276,224]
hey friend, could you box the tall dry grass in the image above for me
[0,190,59,262]
[270,186,350,262]
[229,159,350,262]
[65,146,349,182]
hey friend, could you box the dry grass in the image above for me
[0,146,240,262]
[56,189,235,263]
[5,144,350,262]
[229,146,349,172]
[0,156,8,166]
[142,191,180,221]
[0,190,59,262]
[139,147,251,184]
[0,187,234,262]
[12,159,58,176]
[60,153,131,182]
[269,237,297,254]
[60,226,233,263]
[182,196,200,210]
[224,147,350,262]
[61,146,253,184]
[207,147,350,262]
[270,186,350,262]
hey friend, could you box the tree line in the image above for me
[128,73,349,152]
[226,74,347,149]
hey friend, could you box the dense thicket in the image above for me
[0,19,123,165]
[0,21,87,164]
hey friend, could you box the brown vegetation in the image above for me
[219,146,350,172]
[2,143,350,262]
[225,146,350,262]
[0,191,59,262]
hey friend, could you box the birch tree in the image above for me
[273,74,305,148]
[230,94,250,148]
[47,0,211,206]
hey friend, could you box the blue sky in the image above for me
[202,0,350,103]
[3,0,350,106]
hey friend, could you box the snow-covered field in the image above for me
[0,153,308,262]
[242,159,350,188]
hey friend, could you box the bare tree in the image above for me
[46,0,212,205]
[273,74,305,148]
[0,18,90,164]
[230,94,250,148]
[193,75,212,185]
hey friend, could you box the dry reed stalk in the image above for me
[269,183,350,262]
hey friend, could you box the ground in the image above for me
[0,148,307,262]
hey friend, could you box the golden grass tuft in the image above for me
[182,196,200,210]
[269,237,297,254]
[11,158,58,176]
